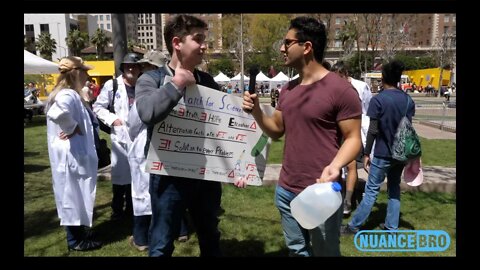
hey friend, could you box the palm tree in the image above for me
[91,29,111,60]
[66,29,89,56]
[24,35,35,52]
[35,32,57,60]
[127,39,146,52]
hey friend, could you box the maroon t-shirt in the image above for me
[276,72,361,194]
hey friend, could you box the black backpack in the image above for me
[98,78,118,134]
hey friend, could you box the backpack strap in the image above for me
[109,78,118,114]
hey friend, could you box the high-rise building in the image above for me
[90,13,138,42]
[319,13,456,62]
[137,14,162,50]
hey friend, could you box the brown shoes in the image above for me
[177,235,189,242]
[128,236,148,251]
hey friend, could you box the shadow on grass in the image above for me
[220,238,289,257]
[24,151,41,157]
[24,164,50,173]
[23,115,46,129]
[24,200,126,244]
[24,207,60,240]
[88,202,134,245]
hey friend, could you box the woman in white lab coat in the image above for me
[45,56,102,251]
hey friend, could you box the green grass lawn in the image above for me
[24,115,456,256]
[268,136,456,167]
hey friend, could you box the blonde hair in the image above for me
[46,60,89,113]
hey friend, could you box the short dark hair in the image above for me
[164,14,208,56]
[382,60,405,86]
[289,16,327,63]
[330,61,349,76]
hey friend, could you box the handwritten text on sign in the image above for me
[145,84,271,186]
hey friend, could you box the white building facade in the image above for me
[24,14,73,60]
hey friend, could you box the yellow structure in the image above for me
[42,60,115,99]
[84,60,115,86]
[403,68,451,90]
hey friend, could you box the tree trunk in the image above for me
[112,14,128,77]
[437,67,444,98]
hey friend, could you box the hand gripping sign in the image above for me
[145,81,273,186]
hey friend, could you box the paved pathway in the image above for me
[263,123,456,193]
[98,123,456,193]
[262,164,455,193]
[413,122,456,139]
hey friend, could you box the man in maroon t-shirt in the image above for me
[241,16,361,257]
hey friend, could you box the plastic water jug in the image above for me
[290,182,342,230]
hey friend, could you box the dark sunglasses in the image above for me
[283,39,304,49]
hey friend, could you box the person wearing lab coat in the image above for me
[331,61,373,215]
[125,52,162,250]
[126,51,190,251]
[45,56,102,251]
[93,53,142,221]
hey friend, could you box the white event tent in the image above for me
[24,50,59,74]
[230,73,250,82]
[269,71,289,89]
[213,72,231,84]
[256,71,271,83]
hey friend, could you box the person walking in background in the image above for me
[89,78,101,103]
[330,61,372,215]
[270,87,277,108]
[135,15,223,257]
[81,80,94,105]
[93,53,142,221]
[45,56,102,251]
[241,16,361,256]
[341,60,414,234]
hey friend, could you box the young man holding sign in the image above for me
[242,16,362,256]
[135,15,222,257]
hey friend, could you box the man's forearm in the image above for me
[251,107,284,140]
[331,135,361,171]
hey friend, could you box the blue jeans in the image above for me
[65,226,86,247]
[148,174,222,257]
[179,213,189,237]
[275,185,342,257]
[348,157,404,230]
[133,215,151,246]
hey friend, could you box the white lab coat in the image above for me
[350,78,372,148]
[46,89,98,227]
[93,75,132,185]
[126,103,151,216]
